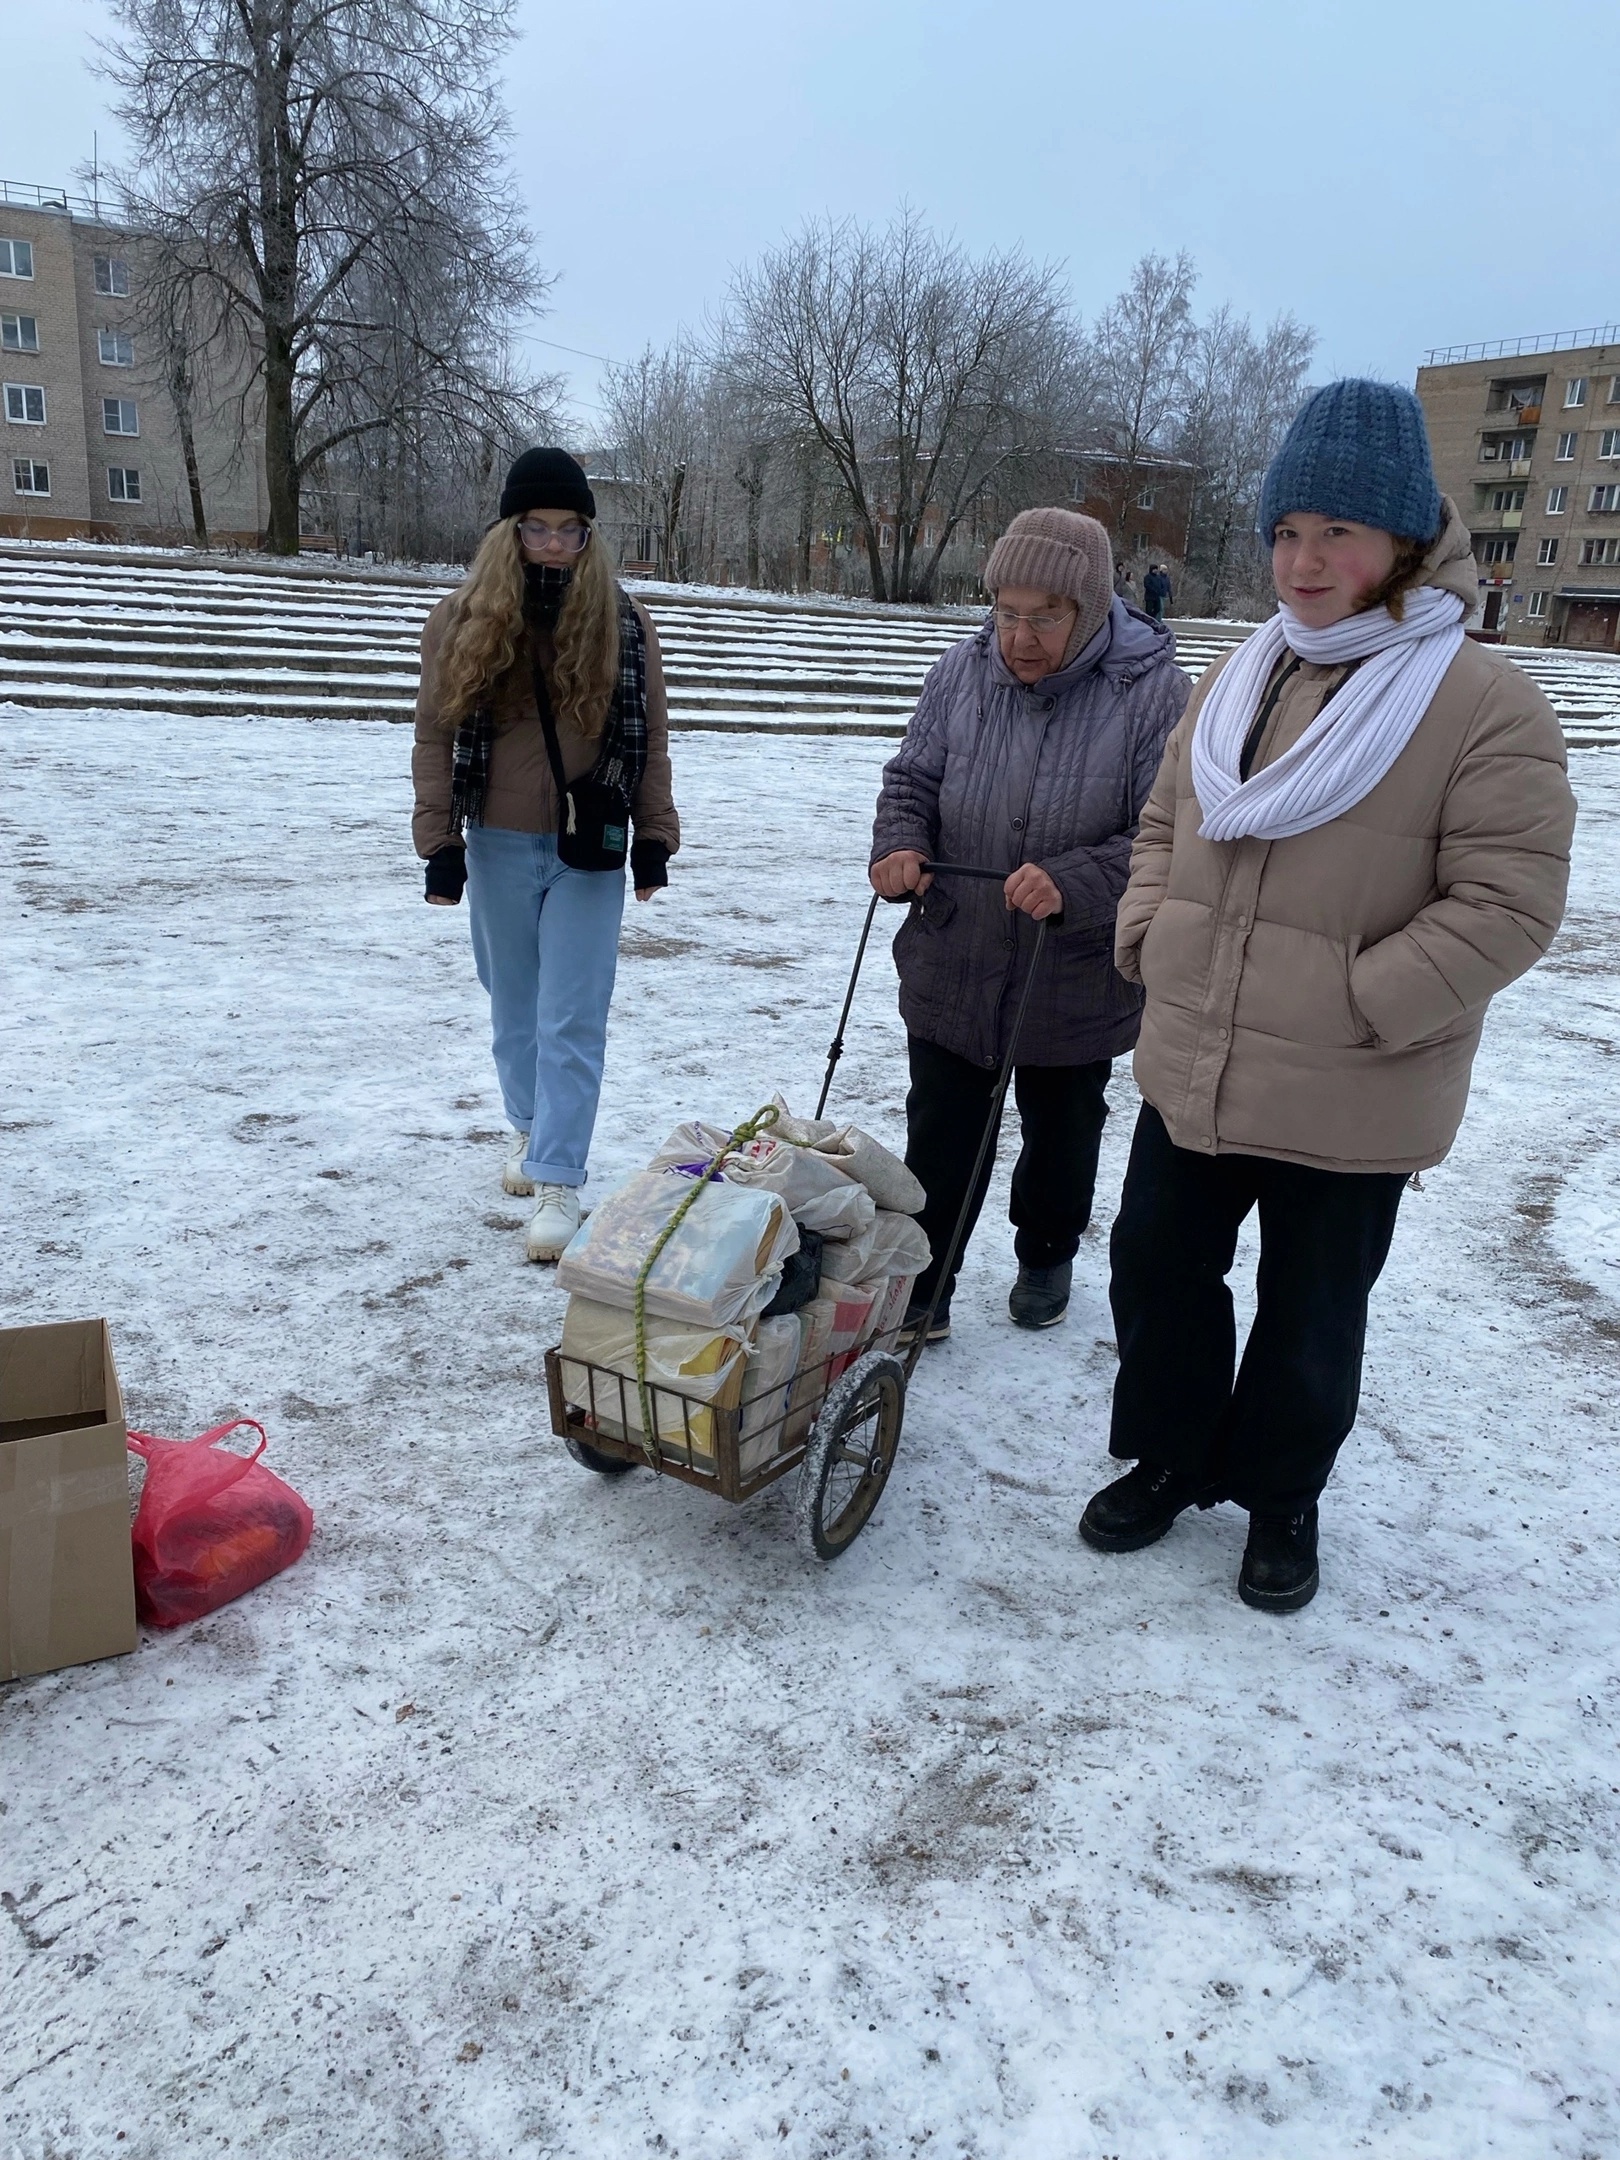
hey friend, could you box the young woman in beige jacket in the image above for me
[412,448,680,1262]
[1079,380,1576,1612]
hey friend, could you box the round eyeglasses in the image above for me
[518,519,590,554]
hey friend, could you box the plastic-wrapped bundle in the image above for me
[738,1314,804,1477]
[862,1272,919,1354]
[767,1095,927,1215]
[822,1207,931,1285]
[648,1121,874,1243]
[558,1297,748,1458]
[558,1170,797,1329]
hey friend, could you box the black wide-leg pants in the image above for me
[1108,1104,1407,1513]
[904,1035,1112,1304]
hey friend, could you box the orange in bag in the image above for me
[128,1418,313,1627]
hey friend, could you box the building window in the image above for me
[1579,537,1620,566]
[1589,484,1620,513]
[1480,433,1530,462]
[97,328,135,367]
[107,466,141,502]
[1546,486,1568,514]
[1555,432,1577,460]
[1610,376,1620,404]
[1600,430,1620,460]
[1,313,40,353]
[1565,378,1589,408]
[1136,486,1157,509]
[12,457,50,495]
[1489,488,1526,512]
[103,397,139,436]
[4,382,46,424]
[1538,537,1560,565]
[1478,536,1517,564]
[0,239,35,280]
[93,255,131,297]
[1527,591,1549,619]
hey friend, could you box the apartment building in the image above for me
[1417,327,1620,651]
[1,182,264,545]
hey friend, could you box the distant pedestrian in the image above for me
[1080,380,1576,1612]
[1143,563,1173,620]
[412,448,680,1262]
[869,509,1190,1341]
[1113,562,1135,600]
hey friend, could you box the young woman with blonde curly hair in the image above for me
[412,447,680,1261]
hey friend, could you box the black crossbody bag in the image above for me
[529,655,632,873]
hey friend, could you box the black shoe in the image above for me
[1238,1506,1320,1612]
[897,1295,951,1348]
[1078,1462,1212,1552]
[1009,1261,1071,1330]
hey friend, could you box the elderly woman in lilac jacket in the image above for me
[870,508,1190,1341]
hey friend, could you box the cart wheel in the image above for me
[795,1350,905,1562]
[564,1431,636,1477]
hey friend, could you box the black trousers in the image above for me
[1108,1104,1406,1513]
[904,1035,1112,1303]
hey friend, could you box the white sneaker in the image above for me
[525,1183,582,1262]
[503,1129,534,1197]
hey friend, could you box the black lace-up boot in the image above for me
[1078,1462,1215,1553]
[1238,1506,1320,1612]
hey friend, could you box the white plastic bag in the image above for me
[558,1170,797,1329]
[557,1296,748,1457]
[767,1095,925,1215]
[865,1209,932,1279]
[738,1313,803,1475]
[647,1120,872,1238]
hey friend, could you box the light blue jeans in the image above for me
[465,827,625,1188]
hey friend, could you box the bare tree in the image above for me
[1087,250,1199,538]
[1179,309,1315,614]
[100,0,550,553]
[725,209,1075,602]
[598,342,710,578]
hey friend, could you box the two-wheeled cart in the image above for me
[543,865,1051,1560]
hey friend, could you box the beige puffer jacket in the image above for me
[1115,501,1576,1173]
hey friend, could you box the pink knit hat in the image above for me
[983,507,1115,661]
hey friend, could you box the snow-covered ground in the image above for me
[3,705,1618,2159]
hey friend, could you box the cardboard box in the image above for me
[0,1318,138,1681]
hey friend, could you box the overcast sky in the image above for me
[10,0,1617,428]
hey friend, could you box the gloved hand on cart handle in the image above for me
[1004,864,1063,921]
[869,850,933,900]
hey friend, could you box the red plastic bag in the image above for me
[128,1418,313,1627]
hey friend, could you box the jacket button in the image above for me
[1235,913,1250,929]
[1042,696,1055,712]
[1012,817,1024,831]
[1199,1135,1214,1148]
[1218,1026,1230,1041]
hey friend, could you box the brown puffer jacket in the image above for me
[411,593,680,859]
[1114,500,1576,1173]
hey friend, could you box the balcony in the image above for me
[1485,403,1542,426]
[1500,510,1524,529]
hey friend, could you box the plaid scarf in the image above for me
[449,578,647,832]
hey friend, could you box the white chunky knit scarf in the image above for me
[1190,585,1466,842]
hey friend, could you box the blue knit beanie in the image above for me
[1258,379,1442,544]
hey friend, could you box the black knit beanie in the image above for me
[499,446,596,523]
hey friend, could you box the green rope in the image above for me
[632,1103,781,1470]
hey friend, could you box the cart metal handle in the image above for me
[813,865,1055,1379]
[815,863,1059,1119]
